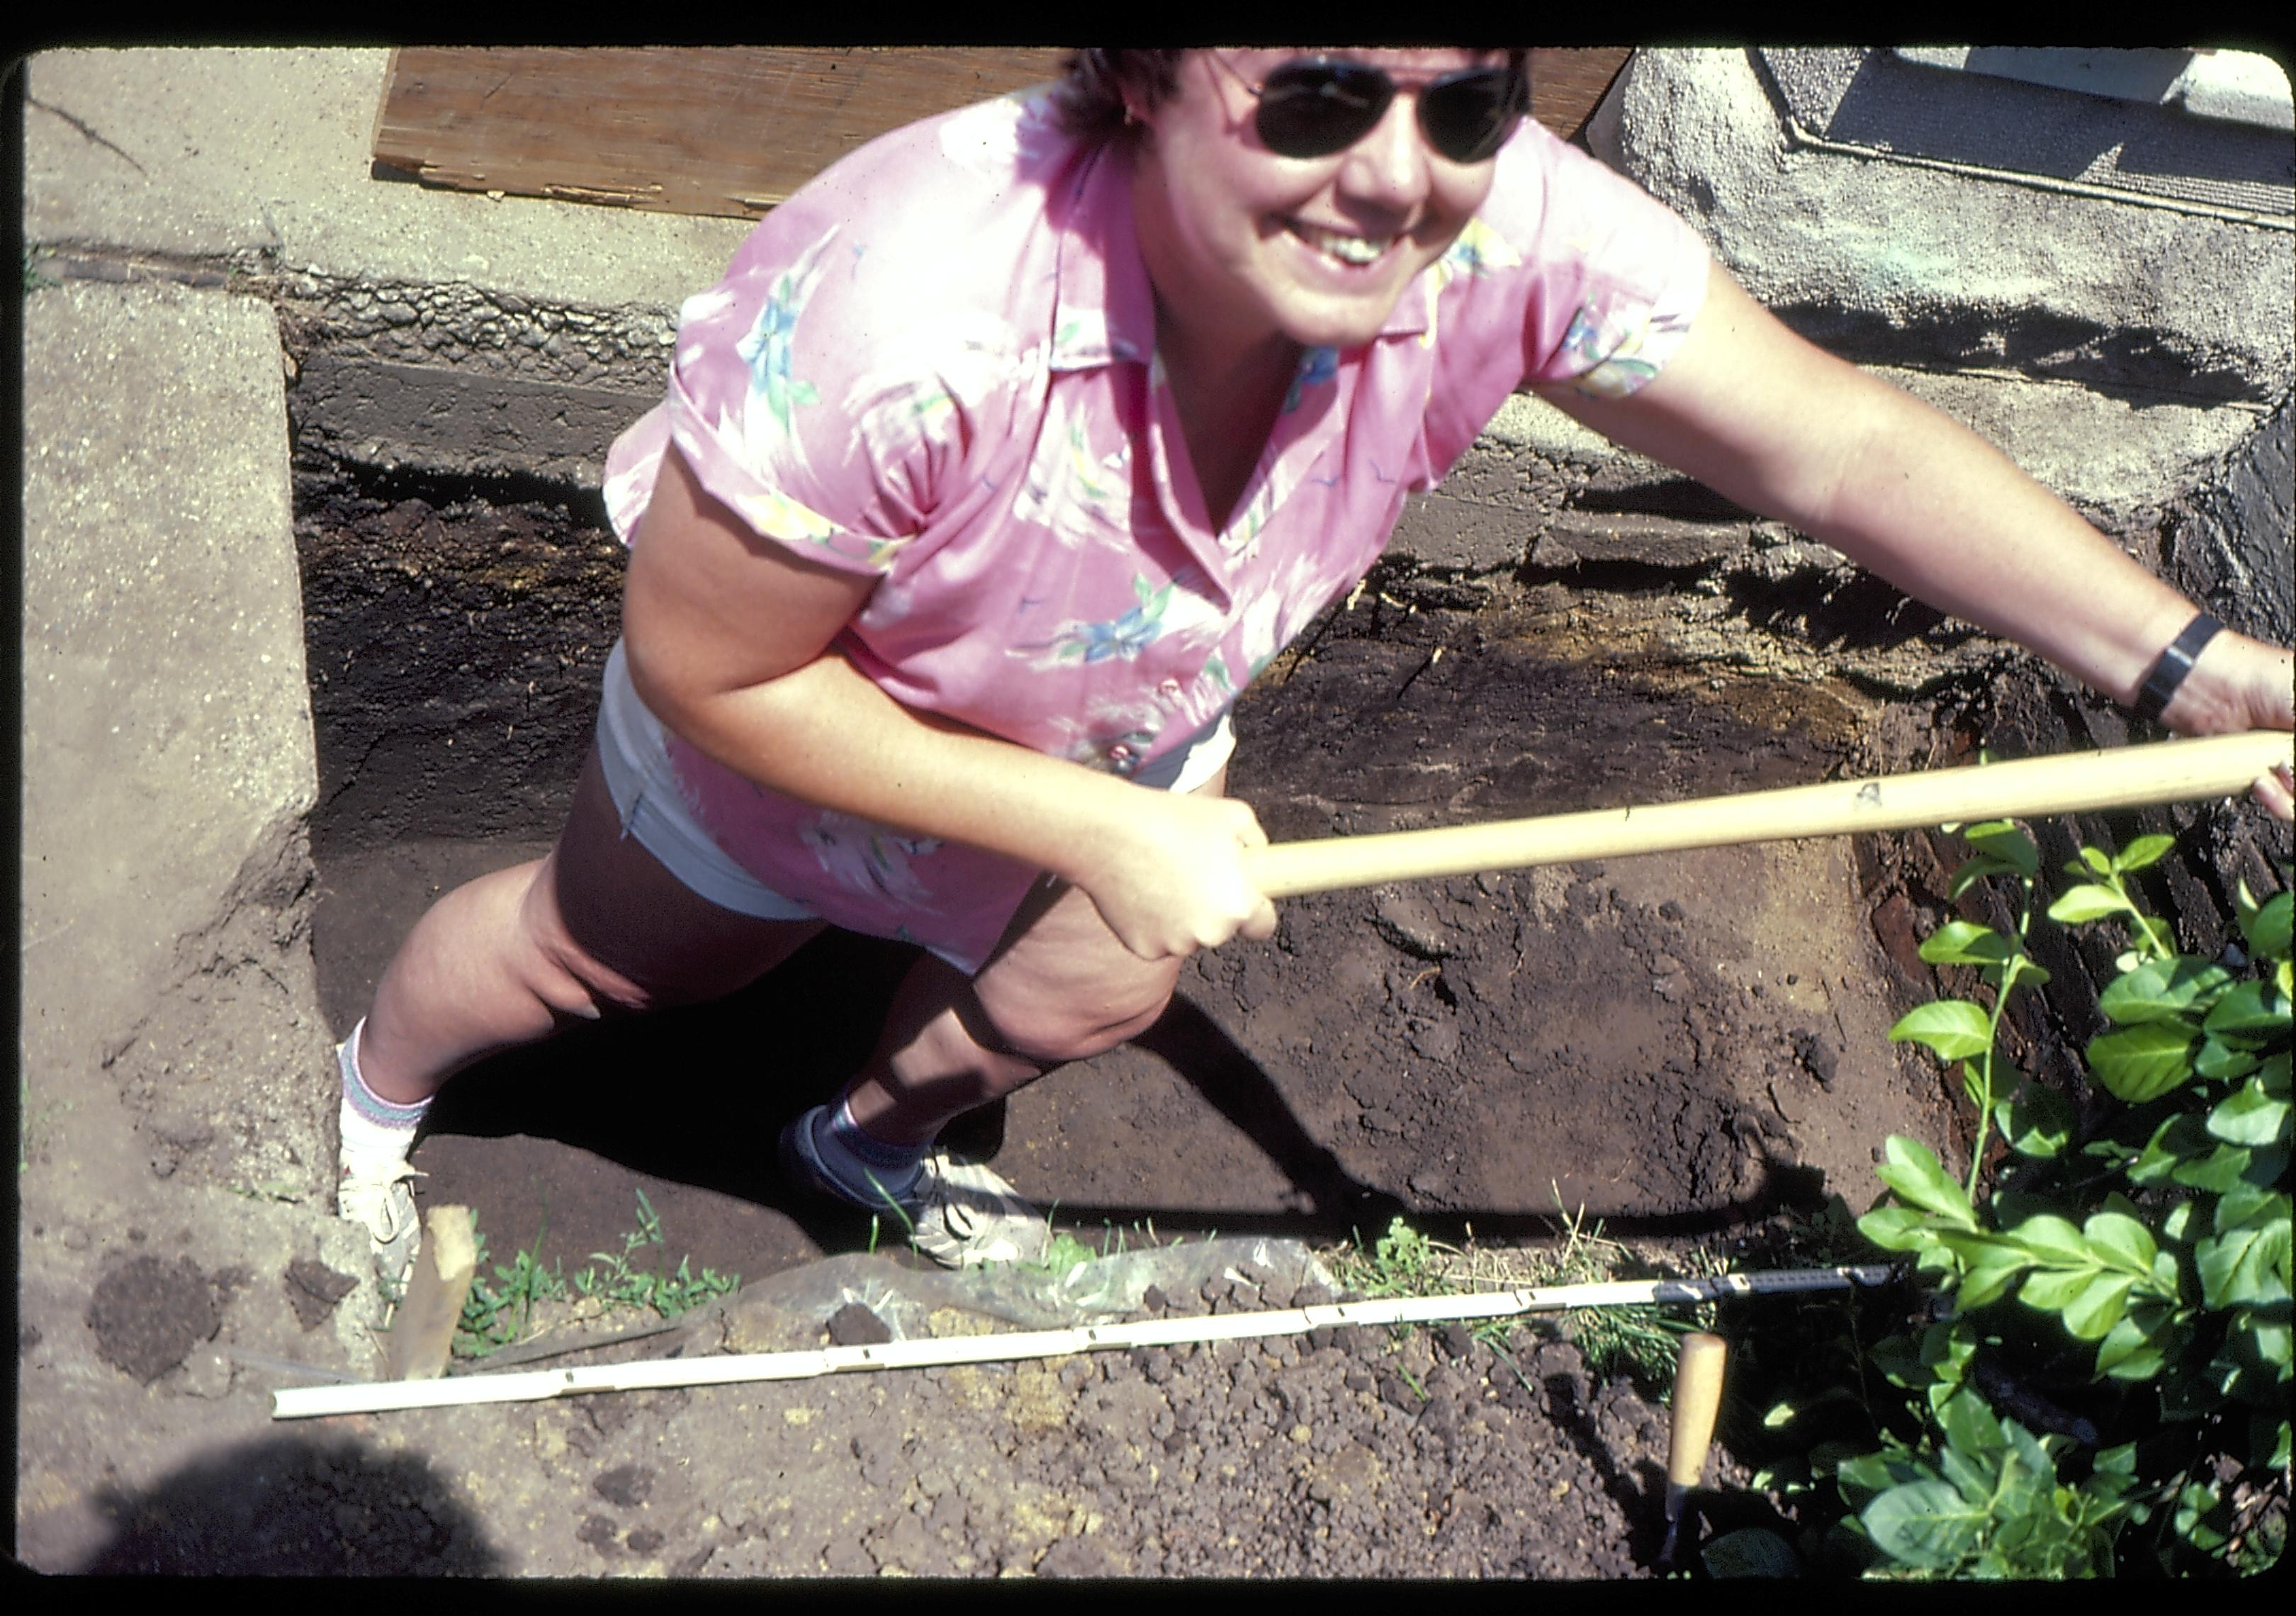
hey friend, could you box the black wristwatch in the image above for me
[2130,611,2224,724]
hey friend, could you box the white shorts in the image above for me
[594,639,1237,924]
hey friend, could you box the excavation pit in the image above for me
[288,447,1949,1298]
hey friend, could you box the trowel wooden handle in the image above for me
[1667,1332,1728,1492]
[1243,729,2294,899]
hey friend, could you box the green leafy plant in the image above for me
[454,1191,739,1359]
[1837,821,2290,1577]
[571,1188,741,1320]
[1330,1207,1717,1390]
[456,1216,568,1359]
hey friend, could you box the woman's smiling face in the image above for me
[1130,48,1512,358]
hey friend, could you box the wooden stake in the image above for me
[1244,730,2293,899]
[382,1205,478,1382]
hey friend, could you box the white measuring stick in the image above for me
[271,1264,1894,1420]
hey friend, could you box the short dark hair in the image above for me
[1052,48,1534,146]
[1051,49,1189,144]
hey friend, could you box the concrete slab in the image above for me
[1589,47,2294,403]
[24,47,753,311]
[21,278,318,1105]
[19,276,377,1571]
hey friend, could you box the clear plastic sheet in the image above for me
[718,1236,1343,1346]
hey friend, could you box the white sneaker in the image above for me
[337,1115,425,1289]
[899,1151,1053,1270]
[777,1108,1049,1269]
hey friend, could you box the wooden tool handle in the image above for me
[1244,730,2293,899]
[1667,1332,1728,1491]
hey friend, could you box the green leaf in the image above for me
[2173,1142,2260,1194]
[2217,1182,2284,1233]
[2196,1218,2292,1310]
[2049,884,2129,924]
[2130,1112,2210,1186]
[2074,847,2115,877]
[2005,1213,2090,1264]
[2202,980,2292,1045]
[1864,1480,1985,1570]
[2021,1267,2099,1311]
[2082,1211,2159,1276]
[1856,1205,1937,1252]
[2087,1022,2198,1104]
[2062,1272,2137,1340]
[2239,891,2292,961]
[2261,1051,2292,1096]
[1892,1000,1996,1062]
[1936,1386,2005,1455]
[1919,921,2010,966]
[1835,1447,1923,1504]
[1949,1241,2035,1308]
[1949,855,2018,900]
[2208,1078,2292,1148]
[1966,821,2039,877]
[1994,1081,2074,1160]
[2095,1308,2170,1380]
[1875,1135,1979,1223]
[2112,834,2177,873]
[2195,1037,2261,1083]
[2098,958,2234,1026]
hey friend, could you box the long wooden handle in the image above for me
[1244,729,2293,899]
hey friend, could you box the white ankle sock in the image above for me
[338,1021,427,1157]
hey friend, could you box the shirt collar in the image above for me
[1048,141,1158,372]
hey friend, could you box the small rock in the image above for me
[285,1258,356,1331]
[1436,1323,1475,1361]
[592,1464,654,1509]
[826,1303,892,1346]
[576,1515,620,1554]
[626,1527,665,1556]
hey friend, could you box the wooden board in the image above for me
[373,47,1638,222]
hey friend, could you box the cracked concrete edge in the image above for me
[22,274,343,1228]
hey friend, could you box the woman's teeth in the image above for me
[1295,225,1388,265]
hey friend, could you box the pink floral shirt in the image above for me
[601,88,1710,972]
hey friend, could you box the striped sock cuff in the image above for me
[339,1021,429,1130]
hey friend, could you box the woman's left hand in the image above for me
[2160,628,2296,820]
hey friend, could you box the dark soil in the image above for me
[245,468,1964,1576]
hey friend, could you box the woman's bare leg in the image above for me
[356,744,825,1104]
[835,768,1230,1145]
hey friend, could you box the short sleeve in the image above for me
[1427,123,1711,408]
[653,217,940,578]
[1509,134,1711,398]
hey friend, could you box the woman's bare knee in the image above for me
[974,974,1176,1066]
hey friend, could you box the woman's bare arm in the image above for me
[618,444,1278,955]
[1538,264,2295,817]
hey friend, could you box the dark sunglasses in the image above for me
[1226,55,1527,164]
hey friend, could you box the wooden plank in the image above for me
[373,47,1071,219]
[372,47,1639,222]
[1529,47,1636,142]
